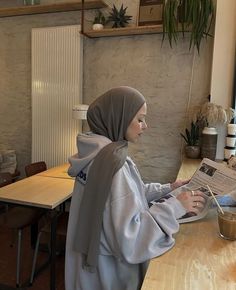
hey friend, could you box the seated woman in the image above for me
[65,86,205,290]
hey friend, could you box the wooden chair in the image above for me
[25,161,47,177]
[30,211,69,284]
[23,161,68,285]
[0,172,13,188]
[0,173,13,213]
[0,166,46,287]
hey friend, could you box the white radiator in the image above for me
[31,25,83,168]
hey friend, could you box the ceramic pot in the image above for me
[201,127,218,160]
[92,24,104,31]
[185,145,200,159]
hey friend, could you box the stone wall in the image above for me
[0,0,213,181]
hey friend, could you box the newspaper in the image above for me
[152,158,236,223]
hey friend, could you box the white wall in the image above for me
[211,0,236,107]
[210,0,236,159]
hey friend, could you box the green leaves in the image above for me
[108,4,132,28]
[180,121,200,146]
[163,0,214,53]
[93,10,106,25]
[162,0,179,47]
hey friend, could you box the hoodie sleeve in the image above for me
[102,167,186,264]
[128,157,172,202]
[143,182,172,203]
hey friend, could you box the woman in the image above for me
[65,86,205,290]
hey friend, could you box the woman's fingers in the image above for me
[176,190,207,213]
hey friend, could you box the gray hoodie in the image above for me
[65,133,186,290]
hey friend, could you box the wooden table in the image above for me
[0,175,73,209]
[37,163,72,180]
[176,158,201,180]
[0,169,74,290]
[141,158,236,290]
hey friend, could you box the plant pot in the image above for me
[185,146,200,159]
[92,24,104,31]
[201,127,218,160]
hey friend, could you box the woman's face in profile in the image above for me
[125,103,147,143]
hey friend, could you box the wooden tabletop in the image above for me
[141,210,236,290]
[0,175,73,209]
[177,158,201,180]
[36,163,72,179]
[141,158,236,290]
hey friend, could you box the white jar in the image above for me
[226,136,236,147]
[227,124,236,136]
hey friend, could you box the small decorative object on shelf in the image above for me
[108,4,132,28]
[23,0,40,5]
[180,121,200,159]
[92,10,106,30]
[138,0,163,26]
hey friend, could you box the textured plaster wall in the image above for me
[0,0,213,181]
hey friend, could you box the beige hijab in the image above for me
[74,86,146,272]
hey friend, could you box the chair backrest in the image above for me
[25,161,47,177]
[0,173,13,188]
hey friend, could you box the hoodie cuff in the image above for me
[161,183,172,194]
[165,196,187,219]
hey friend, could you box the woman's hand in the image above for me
[171,179,190,190]
[176,190,206,214]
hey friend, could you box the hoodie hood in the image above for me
[68,133,111,178]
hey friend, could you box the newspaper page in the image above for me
[166,158,236,223]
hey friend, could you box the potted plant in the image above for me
[92,10,106,31]
[197,102,235,128]
[108,4,132,28]
[162,0,215,53]
[196,101,236,160]
[180,120,200,159]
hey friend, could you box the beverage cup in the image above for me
[218,207,236,240]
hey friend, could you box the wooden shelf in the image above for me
[82,25,163,38]
[0,1,107,18]
[82,24,192,38]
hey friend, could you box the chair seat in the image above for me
[0,207,45,229]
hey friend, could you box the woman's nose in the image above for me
[142,121,147,129]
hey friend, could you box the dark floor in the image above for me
[0,226,65,290]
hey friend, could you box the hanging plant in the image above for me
[162,0,215,53]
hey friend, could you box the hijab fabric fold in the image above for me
[74,86,146,272]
